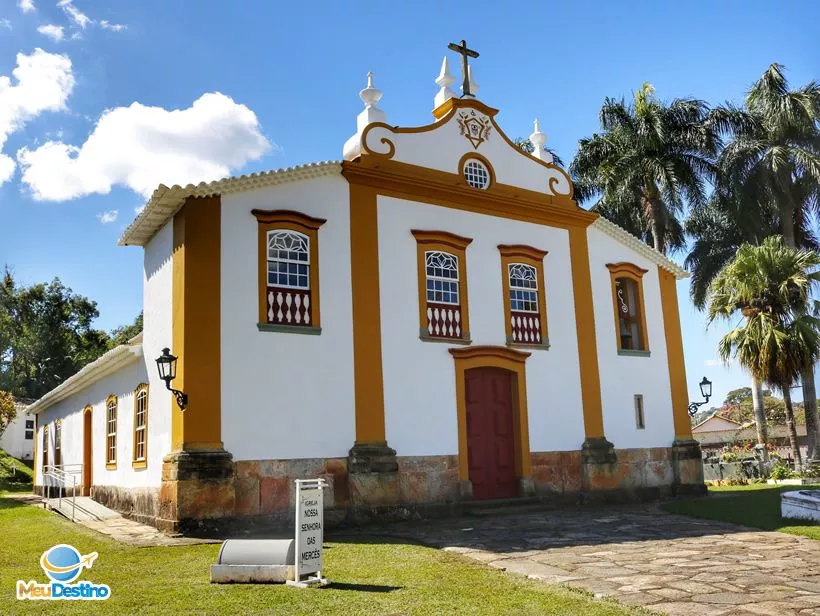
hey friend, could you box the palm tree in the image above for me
[570,83,718,254]
[708,63,820,460]
[707,237,820,468]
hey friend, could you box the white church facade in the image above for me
[29,54,703,533]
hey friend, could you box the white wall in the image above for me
[0,406,34,460]
[142,221,173,465]
[588,226,676,449]
[378,196,587,456]
[220,176,356,461]
[35,353,167,488]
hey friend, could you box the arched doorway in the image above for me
[450,346,532,500]
[83,406,92,496]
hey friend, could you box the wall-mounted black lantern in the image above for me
[687,376,713,416]
[155,347,188,410]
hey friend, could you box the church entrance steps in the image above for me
[461,496,547,517]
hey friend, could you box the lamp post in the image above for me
[687,376,713,417]
[155,347,188,410]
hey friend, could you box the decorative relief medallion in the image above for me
[457,110,491,149]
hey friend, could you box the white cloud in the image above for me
[18,0,35,13]
[17,92,271,201]
[97,209,118,224]
[58,0,91,29]
[0,48,75,186]
[37,24,64,41]
[99,20,126,32]
[0,19,11,29]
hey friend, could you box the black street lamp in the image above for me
[688,376,713,417]
[155,347,188,410]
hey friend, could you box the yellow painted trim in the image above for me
[106,463,117,471]
[449,346,532,482]
[498,244,549,346]
[54,419,62,467]
[33,414,38,485]
[411,229,472,341]
[252,209,327,328]
[172,196,223,451]
[82,405,92,494]
[132,383,149,465]
[42,423,49,470]
[607,262,650,352]
[105,394,117,466]
[659,267,692,439]
[132,460,148,470]
[342,157,595,229]
[349,184,387,445]
[569,226,605,439]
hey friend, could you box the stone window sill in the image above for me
[506,336,550,350]
[257,323,322,335]
[105,462,117,470]
[617,349,651,357]
[132,460,147,470]
[419,334,472,346]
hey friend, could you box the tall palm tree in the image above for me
[708,63,820,460]
[707,237,820,467]
[570,83,718,254]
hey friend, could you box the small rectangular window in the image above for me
[25,420,34,429]
[635,394,645,429]
[25,430,33,440]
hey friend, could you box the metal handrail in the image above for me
[43,464,82,522]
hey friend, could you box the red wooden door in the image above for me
[465,367,517,500]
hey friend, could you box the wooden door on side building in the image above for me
[465,367,517,500]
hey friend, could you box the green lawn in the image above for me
[0,448,34,493]
[660,482,820,540]
[0,496,637,616]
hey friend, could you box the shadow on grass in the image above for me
[320,582,402,593]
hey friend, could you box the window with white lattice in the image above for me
[412,230,472,341]
[42,424,49,469]
[253,210,327,332]
[133,384,148,467]
[106,395,117,468]
[54,420,62,468]
[499,245,549,347]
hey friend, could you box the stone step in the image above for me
[461,497,550,517]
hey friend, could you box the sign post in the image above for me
[287,478,328,587]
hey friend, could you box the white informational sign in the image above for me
[287,478,328,587]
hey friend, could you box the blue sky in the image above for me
[0,1,818,407]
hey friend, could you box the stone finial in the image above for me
[528,118,553,163]
[360,71,383,109]
[434,56,457,110]
[343,72,388,160]
[461,65,479,98]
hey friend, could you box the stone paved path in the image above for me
[367,505,820,616]
[5,492,216,547]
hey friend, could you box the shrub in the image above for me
[770,464,796,481]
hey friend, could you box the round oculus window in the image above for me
[463,159,491,189]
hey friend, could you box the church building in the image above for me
[28,46,704,533]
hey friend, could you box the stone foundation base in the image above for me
[40,444,703,535]
[93,485,160,526]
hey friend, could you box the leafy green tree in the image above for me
[109,312,143,348]
[0,269,111,399]
[0,391,16,439]
[706,63,820,459]
[570,83,718,254]
[708,237,820,467]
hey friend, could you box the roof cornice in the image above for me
[119,161,343,247]
[27,344,143,415]
[591,217,689,280]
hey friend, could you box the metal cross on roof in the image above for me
[447,39,479,97]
